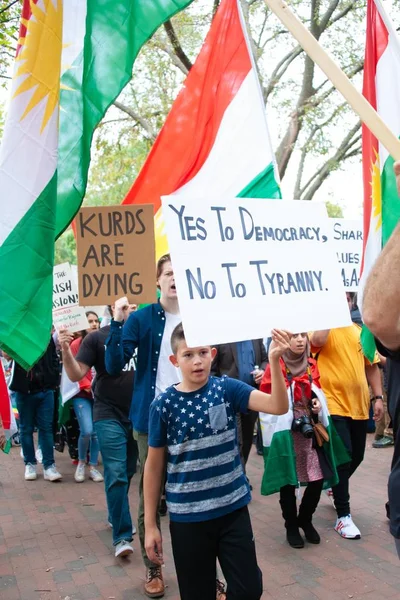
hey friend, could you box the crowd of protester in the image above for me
[0,246,398,600]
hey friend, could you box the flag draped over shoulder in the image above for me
[360,0,400,360]
[122,0,281,257]
[0,0,194,370]
[259,383,349,495]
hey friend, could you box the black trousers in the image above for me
[331,416,368,518]
[280,479,324,528]
[238,410,259,466]
[169,506,263,600]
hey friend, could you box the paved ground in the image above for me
[0,434,398,600]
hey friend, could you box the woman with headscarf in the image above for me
[259,333,348,549]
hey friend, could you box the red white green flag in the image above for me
[0,362,17,453]
[360,0,400,359]
[122,0,281,256]
[0,0,194,369]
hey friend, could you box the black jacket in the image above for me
[9,338,60,394]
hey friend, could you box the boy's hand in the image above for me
[269,329,291,361]
[311,398,322,414]
[145,526,164,566]
[59,328,74,351]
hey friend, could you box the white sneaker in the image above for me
[24,463,37,481]
[115,540,134,558]
[74,463,85,482]
[89,467,104,482]
[43,464,62,482]
[35,448,43,464]
[334,515,361,539]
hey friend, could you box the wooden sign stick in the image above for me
[264,0,400,161]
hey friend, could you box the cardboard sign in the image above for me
[53,263,89,333]
[331,219,363,291]
[76,205,156,306]
[162,196,351,346]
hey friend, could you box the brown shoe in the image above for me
[216,578,227,600]
[144,566,165,598]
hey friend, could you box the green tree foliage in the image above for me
[326,200,344,218]
[54,228,76,266]
[0,1,20,88]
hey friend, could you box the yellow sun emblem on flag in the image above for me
[370,153,382,233]
[13,0,63,133]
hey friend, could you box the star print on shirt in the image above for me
[189,412,195,418]
[181,408,186,413]
[182,421,187,427]
[165,399,171,404]
[174,404,178,408]
[190,426,196,432]
[195,394,201,398]
[179,396,184,401]
[187,401,193,406]
[197,418,203,424]
[196,405,201,410]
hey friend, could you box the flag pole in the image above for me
[264,0,400,161]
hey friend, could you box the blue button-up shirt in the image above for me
[105,303,166,434]
[236,340,255,386]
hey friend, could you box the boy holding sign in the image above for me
[144,324,290,600]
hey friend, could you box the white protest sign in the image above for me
[162,197,351,346]
[330,219,363,291]
[53,263,89,333]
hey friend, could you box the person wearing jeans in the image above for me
[310,293,383,540]
[72,397,102,481]
[105,254,181,598]
[9,338,62,482]
[95,420,137,544]
[59,300,138,558]
[68,313,103,484]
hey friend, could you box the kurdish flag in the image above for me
[361,0,400,359]
[122,0,281,256]
[0,0,194,370]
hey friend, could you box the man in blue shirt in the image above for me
[105,254,179,598]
